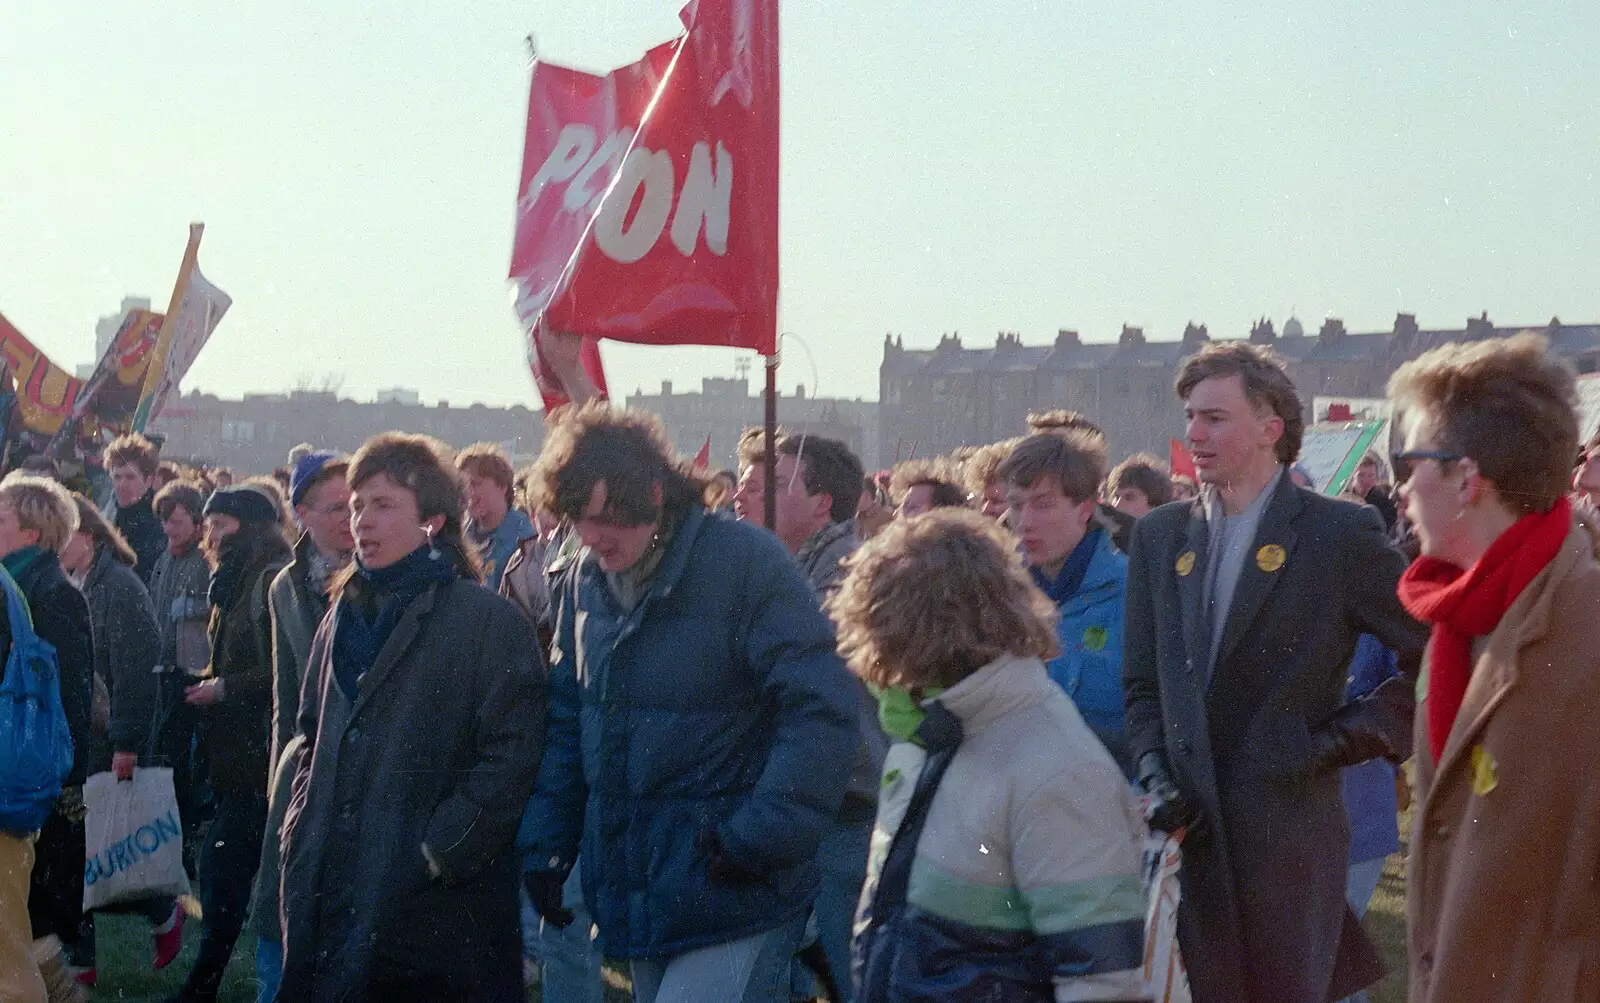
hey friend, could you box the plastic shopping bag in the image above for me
[82,767,191,911]
[1141,832,1192,1003]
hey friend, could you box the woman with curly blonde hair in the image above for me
[829,508,1149,1003]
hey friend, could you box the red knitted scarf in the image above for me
[1397,497,1570,761]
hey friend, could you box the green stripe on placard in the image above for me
[1326,420,1389,495]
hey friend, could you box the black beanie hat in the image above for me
[202,485,280,526]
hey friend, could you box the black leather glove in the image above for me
[1138,752,1202,835]
[523,870,574,930]
[1307,706,1396,775]
[697,827,765,887]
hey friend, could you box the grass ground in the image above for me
[91,917,637,1002]
[91,914,258,1002]
[91,833,1415,1003]
[1364,799,1415,1003]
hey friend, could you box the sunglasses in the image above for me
[1391,450,1464,485]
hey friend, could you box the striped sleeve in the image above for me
[1011,766,1150,1001]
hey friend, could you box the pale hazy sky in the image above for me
[2,2,1596,409]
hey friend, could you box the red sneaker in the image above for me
[73,967,96,986]
[153,905,185,970]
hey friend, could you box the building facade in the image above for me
[149,389,546,473]
[626,377,881,472]
[880,315,1600,465]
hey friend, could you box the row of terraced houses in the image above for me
[879,314,1600,467]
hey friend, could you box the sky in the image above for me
[1,2,1597,410]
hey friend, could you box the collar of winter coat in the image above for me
[117,489,156,518]
[208,526,292,612]
[1477,515,1600,657]
[1199,463,1287,527]
[927,654,1057,734]
[468,507,534,551]
[1046,529,1126,616]
[795,519,860,589]
[289,531,349,602]
[1031,527,1104,605]
[580,503,708,605]
[84,542,120,593]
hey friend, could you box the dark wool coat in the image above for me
[113,491,167,588]
[13,553,95,786]
[82,546,160,760]
[278,580,543,1002]
[248,533,335,943]
[1123,479,1427,1002]
[200,532,290,793]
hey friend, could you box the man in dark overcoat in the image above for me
[1123,342,1427,1002]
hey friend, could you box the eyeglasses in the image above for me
[1391,450,1464,485]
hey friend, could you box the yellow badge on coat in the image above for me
[1176,551,1196,577]
[1471,744,1498,796]
[1256,544,1287,573]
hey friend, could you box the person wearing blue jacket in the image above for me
[518,404,859,1003]
[457,442,536,592]
[1339,633,1404,1003]
[998,431,1131,774]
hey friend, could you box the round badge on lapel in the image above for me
[1176,551,1196,577]
[1256,544,1287,573]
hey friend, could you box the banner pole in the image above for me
[763,353,778,531]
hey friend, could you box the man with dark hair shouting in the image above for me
[1122,342,1426,1002]
[518,404,858,1003]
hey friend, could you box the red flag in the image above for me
[510,0,779,355]
[530,332,610,412]
[1169,439,1197,480]
[692,435,712,470]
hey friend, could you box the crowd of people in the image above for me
[2,326,1598,1002]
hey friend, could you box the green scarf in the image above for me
[2,545,43,583]
[874,684,945,745]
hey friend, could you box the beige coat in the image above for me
[1408,517,1600,1001]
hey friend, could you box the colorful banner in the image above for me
[0,311,87,435]
[1299,420,1388,496]
[510,0,780,357]
[69,308,164,431]
[134,225,231,431]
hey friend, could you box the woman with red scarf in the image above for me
[1389,332,1600,1002]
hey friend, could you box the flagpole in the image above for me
[134,222,204,432]
[763,352,778,531]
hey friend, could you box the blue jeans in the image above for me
[792,817,871,1002]
[540,868,603,1003]
[632,915,805,1003]
[255,936,283,1003]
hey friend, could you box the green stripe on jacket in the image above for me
[908,857,1145,935]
